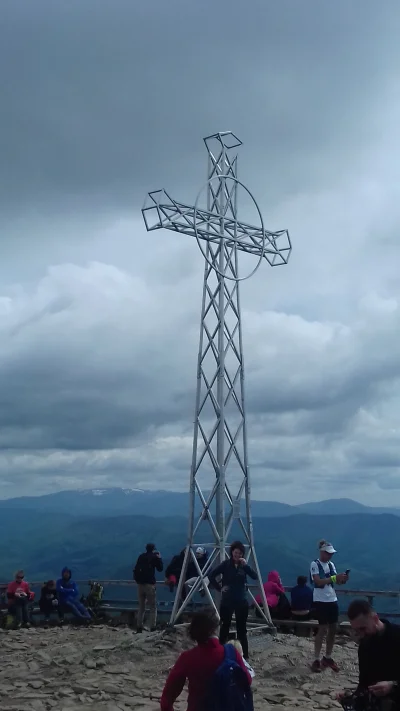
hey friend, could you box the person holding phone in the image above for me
[134,543,163,633]
[310,540,349,673]
[208,540,257,660]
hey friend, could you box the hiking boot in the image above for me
[150,627,157,632]
[322,657,339,673]
[311,659,321,673]
[136,627,143,634]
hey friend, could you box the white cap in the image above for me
[196,546,205,555]
[320,542,336,554]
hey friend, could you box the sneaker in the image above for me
[311,659,321,673]
[322,657,339,673]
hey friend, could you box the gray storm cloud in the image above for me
[0,0,400,505]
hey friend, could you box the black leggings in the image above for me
[219,600,249,659]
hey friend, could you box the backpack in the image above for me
[310,560,335,587]
[202,643,254,711]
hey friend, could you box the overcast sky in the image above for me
[1,0,400,505]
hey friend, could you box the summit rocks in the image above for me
[0,625,358,710]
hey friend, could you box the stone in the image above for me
[28,680,45,689]
[84,657,97,669]
[93,643,116,651]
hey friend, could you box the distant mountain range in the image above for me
[1,488,399,601]
[0,487,398,518]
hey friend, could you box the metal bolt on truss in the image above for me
[142,132,292,628]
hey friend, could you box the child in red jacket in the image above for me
[7,570,35,627]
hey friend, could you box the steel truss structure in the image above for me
[142,132,291,628]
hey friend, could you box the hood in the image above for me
[267,571,281,584]
[61,567,72,579]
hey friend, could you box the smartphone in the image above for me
[345,569,351,575]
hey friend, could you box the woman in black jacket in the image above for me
[208,540,257,659]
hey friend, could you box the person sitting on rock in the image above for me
[160,608,252,711]
[255,570,291,620]
[7,570,35,628]
[290,575,314,621]
[39,580,63,624]
[185,547,210,598]
[56,567,91,621]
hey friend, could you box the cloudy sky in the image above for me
[1,0,400,506]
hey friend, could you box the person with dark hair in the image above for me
[160,609,252,711]
[310,539,349,673]
[208,540,257,659]
[337,599,400,709]
[291,575,314,621]
[39,580,63,624]
[134,543,163,633]
[165,550,185,593]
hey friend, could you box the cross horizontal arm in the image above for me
[142,190,291,266]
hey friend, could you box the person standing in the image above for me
[134,543,163,633]
[160,609,252,711]
[208,540,257,660]
[310,540,348,673]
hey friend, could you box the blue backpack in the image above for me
[310,559,335,587]
[202,643,254,711]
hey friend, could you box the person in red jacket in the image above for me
[7,570,35,627]
[160,608,252,711]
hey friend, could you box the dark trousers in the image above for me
[219,600,249,659]
[39,600,63,620]
[9,598,30,624]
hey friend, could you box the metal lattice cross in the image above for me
[142,132,291,627]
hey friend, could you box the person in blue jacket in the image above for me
[56,567,91,620]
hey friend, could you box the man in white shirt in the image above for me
[310,540,349,673]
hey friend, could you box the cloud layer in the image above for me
[1,0,400,505]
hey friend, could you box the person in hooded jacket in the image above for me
[255,571,291,620]
[133,543,163,632]
[56,568,91,620]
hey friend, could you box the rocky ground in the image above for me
[0,624,359,710]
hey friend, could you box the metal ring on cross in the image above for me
[193,175,266,282]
